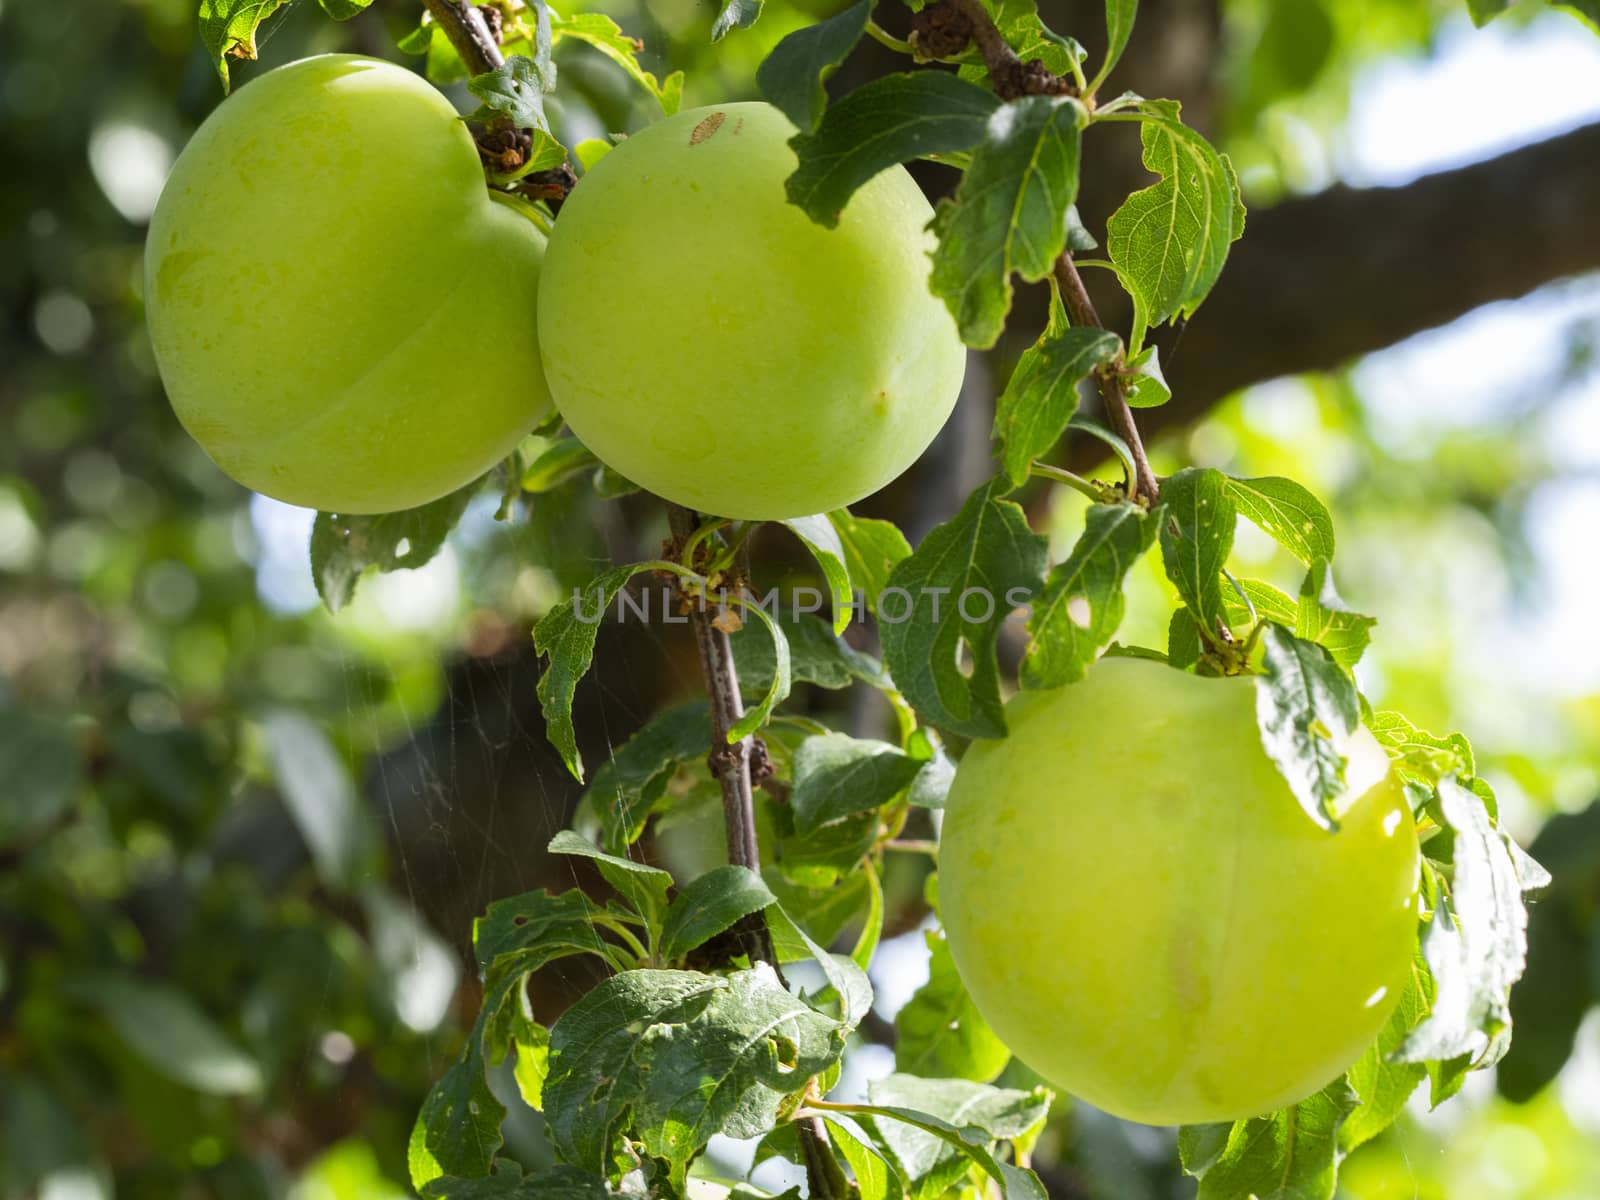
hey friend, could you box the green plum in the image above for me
[938,657,1420,1126]
[145,55,551,514]
[537,101,965,520]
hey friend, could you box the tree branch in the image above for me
[663,504,848,1200]
[421,0,503,75]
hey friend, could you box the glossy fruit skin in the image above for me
[939,657,1420,1127]
[145,55,551,514]
[537,101,965,521]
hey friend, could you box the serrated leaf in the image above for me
[0,709,81,848]
[551,12,682,114]
[473,886,614,975]
[712,0,764,40]
[544,967,846,1186]
[729,612,883,694]
[994,326,1122,489]
[1220,577,1298,631]
[1021,500,1153,688]
[547,829,673,927]
[879,480,1047,739]
[930,96,1087,349]
[728,601,791,741]
[1295,559,1375,671]
[579,702,711,852]
[468,57,551,130]
[895,929,1010,1082]
[310,475,482,613]
[985,0,1085,77]
[1106,101,1244,332]
[781,515,854,634]
[198,0,290,90]
[421,1163,611,1200]
[1179,1081,1357,1200]
[829,510,913,615]
[532,564,648,781]
[1398,778,1545,1066]
[1224,476,1335,565]
[1254,624,1360,830]
[757,0,871,131]
[791,732,924,834]
[1340,957,1430,1152]
[1156,466,1235,644]
[659,865,777,962]
[787,72,999,226]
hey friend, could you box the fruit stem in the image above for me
[664,503,850,1200]
[1052,253,1162,506]
[421,0,504,75]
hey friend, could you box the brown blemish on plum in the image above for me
[689,112,726,146]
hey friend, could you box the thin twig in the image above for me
[664,505,849,1200]
[1053,253,1161,505]
[421,0,503,75]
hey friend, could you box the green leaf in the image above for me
[422,1163,612,1200]
[1223,476,1335,565]
[791,732,924,834]
[1398,778,1548,1066]
[1066,412,1136,480]
[310,474,483,613]
[929,96,1088,348]
[532,564,648,781]
[543,967,846,1186]
[1106,102,1245,334]
[908,736,955,809]
[764,902,875,1029]
[1098,0,1139,87]
[1295,559,1375,671]
[547,829,673,927]
[512,1024,552,1113]
[197,0,290,90]
[894,929,1010,1082]
[825,1118,907,1200]
[68,974,262,1095]
[1156,466,1235,645]
[1021,500,1153,688]
[474,886,614,975]
[579,702,711,852]
[316,0,375,19]
[712,0,764,40]
[994,326,1122,489]
[787,73,999,227]
[0,709,81,849]
[757,0,872,131]
[781,515,855,634]
[659,866,777,963]
[829,509,913,615]
[261,709,378,891]
[1341,957,1431,1152]
[1367,711,1474,784]
[1254,624,1360,831]
[1179,1081,1358,1200]
[983,0,1085,78]
[728,601,791,741]
[551,12,683,114]
[729,612,883,693]
[1220,577,1297,630]
[879,480,1047,739]
[410,1040,506,1187]
[1122,344,1170,408]
[467,57,551,130]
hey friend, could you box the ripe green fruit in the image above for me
[145,55,551,514]
[939,657,1419,1126]
[537,102,965,521]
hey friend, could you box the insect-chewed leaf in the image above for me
[1179,1081,1357,1200]
[1156,466,1235,645]
[543,967,847,1185]
[310,474,483,613]
[576,702,711,852]
[1295,559,1375,671]
[712,0,764,40]
[790,732,924,834]
[757,0,872,131]
[198,0,291,89]
[550,12,683,113]
[1223,475,1334,564]
[1398,778,1549,1067]
[547,829,674,927]
[658,865,776,962]
[467,57,551,129]
[894,929,1010,1083]
[781,515,855,633]
[930,96,1088,349]
[1106,100,1244,334]
[880,480,1047,739]
[1367,711,1474,784]
[1254,624,1360,831]
[421,1162,612,1199]
[532,564,650,781]
[787,73,999,227]
[410,1038,506,1187]
[1022,500,1153,688]
[1340,955,1431,1153]
[994,326,1123,489]
[829,509,914,614]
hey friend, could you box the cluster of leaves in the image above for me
[264,2,1556,1199]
